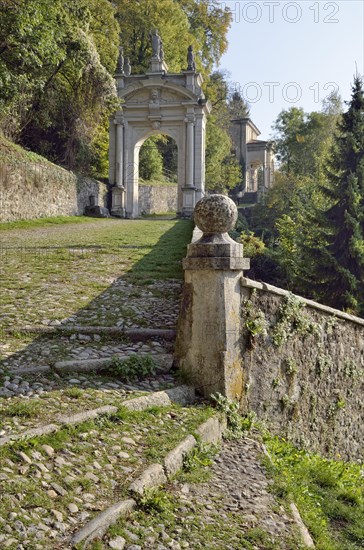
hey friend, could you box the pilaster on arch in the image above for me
[109,56,211,218]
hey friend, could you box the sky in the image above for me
[218,0,364,139]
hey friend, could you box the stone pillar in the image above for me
[248,163,259,192]
[176,195,250,402]
[186,117,194,187]
[116,121,124,188]
[182,115,196,217]
[194,113,205,202]
[108,117,116,186]
[111,115,125,217]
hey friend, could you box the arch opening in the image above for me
[135,134,179,217]
[138,135,178,185]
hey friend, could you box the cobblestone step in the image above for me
[1,333,174,377]
[0,386,195,446]
[3,353,174,377]
[96,432,313,550]
[5,326,177,341]
[0,389,206,550]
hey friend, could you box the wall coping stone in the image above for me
[241,276,364,327]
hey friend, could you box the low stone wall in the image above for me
[240,278,364,462]
[176,194,364,462]
[76,176,109,216]
[0,160,108,222]
[138,184,177,215]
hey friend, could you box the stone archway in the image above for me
[108,41,211,218]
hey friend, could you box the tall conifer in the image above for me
[313,76,364,313]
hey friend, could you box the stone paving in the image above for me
[0,335,172,376]
[0,278,180,335]
[103,435,304,550]
[0,402,211,550]
[0,372,177,440]
[0,220,308,549]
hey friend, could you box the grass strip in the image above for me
[263,434,364,550]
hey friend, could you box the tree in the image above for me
[228,91,250,119]
[272,108,306,174]
[204,71,241,191]
[0,0,119,173]
[139,135,178,182]
[311,76,364,313]
[272,99,342,178]
[114,0,231,76]
[244,171,328,292]
[245,92,349,297]
[138,136,164,181]
[0,0,233,177]
[0,0,74,138]
[177,0,231,73]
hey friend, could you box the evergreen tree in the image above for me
[228,91,250,119]
[313,76,364,313]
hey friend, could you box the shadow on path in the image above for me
[0,219,193,393]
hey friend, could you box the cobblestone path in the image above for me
[102,435,305,550]
[1,220,308,550]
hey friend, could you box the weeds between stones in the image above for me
[108,354,157,381]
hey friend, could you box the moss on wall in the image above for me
[240,285,364,462]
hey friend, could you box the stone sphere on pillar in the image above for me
[194,194,238,234]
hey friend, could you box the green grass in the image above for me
[1,405,215,461]
[179,442,218,484]
[2,400,43,418]
[0,218,192,332]
[0,215,103,231]
[0,386,145,435]
[63,387,84,399]
[113,404,215,463]
[239,527,287,549]
[141,211,176,218]
[0,133,55,164]
[263,434,364,550]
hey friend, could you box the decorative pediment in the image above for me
[126,90,151,104]
[160,89,185,103]
[122,79,201,105]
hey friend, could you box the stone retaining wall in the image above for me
[240,278,364,461]
[138,184,177,215]
[0,160,108,221]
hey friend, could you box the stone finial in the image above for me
[194,194,238,235]
[184,194,249,271]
